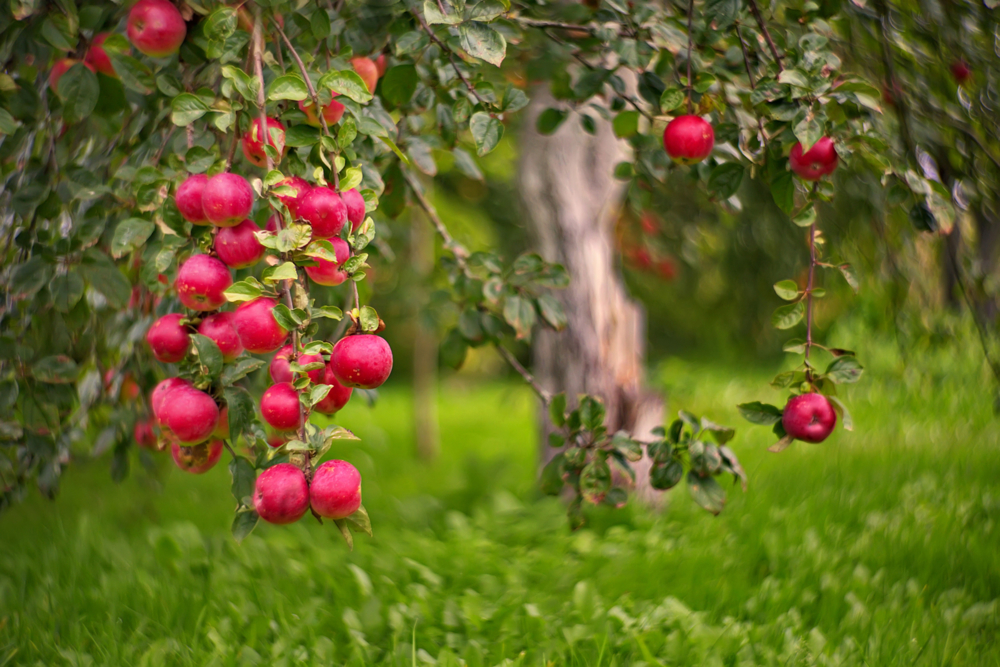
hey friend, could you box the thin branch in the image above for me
[746,0,783,72]
[152,127,176,165]
[686,0,694,114]
[402,168,472,276]
[735,23,756,90]
[805,222,817,365]
[412,8,491,109]
[496,344,553,405]
[512,16,628,37]
[252,8,274,174]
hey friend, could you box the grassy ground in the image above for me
[2,335,1000,666]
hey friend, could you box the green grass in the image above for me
[2,337,1000,666]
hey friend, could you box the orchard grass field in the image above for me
[2,333,1000,666]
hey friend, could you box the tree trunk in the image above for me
[517,86,664,505]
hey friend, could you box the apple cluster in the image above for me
[253,459,362,524]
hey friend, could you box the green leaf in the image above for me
[773,280,800,301]
[423,0,464,25]
[838,263,859,293]
[271,304,300,331]
[540,453,566,495]
[49,271,84,313]
[79,251,130,308]
[111,218,155,258]
[502,294,536,339]
[704,0,740,29]
[108,52,155,95]
[359,305,380,332]
[317,70,373,104]
[221,65,256,101]
[224,280,263,303]
[406,139,437,176]
[825,356,864,384]
[344,504,373,537]
[707,162,744,199]
[470,112,504,156]
[612,110,640,138]
[339,166,364,191]
[262,262,298,284]
[772,301,805,329]
[203,6,237,41]
[334,518,354,550]
[549,392,567,427]
[687,471,726,515]
[58,63,99,124]
[171,93,212,127]
[660,87,685,112]
[792,204,817,227]
[778,69,810,88]
[770,170,795,214]
[32,355,79,383]
[229,456,256,506]
[0,108,20,134]
[536,293,567,331]
[452,148,484,181]
[536,108,568,136]
[827,395,853,431]
[190,334,224,378]
[220,358,265,386]
[10,257,54,298]
[224,385,257,442]
[700,417,735,445]
[231,510,259,544]
[793,116,823,154]
[580,457,612,504]
[458,22,506,67]
[737,402,783,426]
[381,65,418,106]
[312,305,344,320]
[268,74,309,101]
[650,459,683,490]
[579,396,605,432]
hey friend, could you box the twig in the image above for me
[805,222,817,366]
[735,23,756,90]
[496,344,553,405]
[412,8,491,109]
[222,439,238,459]
[686,0,694,113]
[512,16,628,37]
[152,127,176,165]
[402,168,472,276]
[746,0,783,72]
[949,239,1000,388]
[252,9,275,174]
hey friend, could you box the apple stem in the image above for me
[686,0,694,114]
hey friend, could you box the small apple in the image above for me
[85,33,124,78]
[159,386,220,444]
[374,54,388,78]
[656,258,676,280]
[304,237,350,287]
[134,419,157,448]
[789,137,838,181]
[202,172,255,227]
[171,440,224,474]
[253,463,309,524]
[121,375,141,402]
[268,345,325,384]
[151,377,191,424]
[309,459,362,519]
[298,91,345,127]
[175,174,211,225]
[341,188,366,232]
[640,212,659,236]
[232,297,289,353]
[312,365,353,415]
[146,312,191,363]
[260,382,303,432]
[782,393,836,443]
[214,218,266,269]
[951,60,971,84]
[197,312,243,361]
[241,116,286,167]
[127,0,187,58]
[330,335,393,389]
[49,59,95,94]
[297,186,347,239]
[663,115,715,164]
[175,254,232,311]
[350,56,378,94]
[275,176,311,218]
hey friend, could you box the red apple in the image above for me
[298,186,347,239]
[214,218,266,269]
[151,377,191,424]
[176,174,211,225]
[304,237,350,287]
[312,365,353,415]
[242,116,286,167]
[266,433,286,449]
[351,56,378,94]
[253,463,309,524]
[298,91,345,127]
[640,212,659,236]
[260,382,303,432]
[146,312,191,363]
[309,459,361,519]
[85,33,124,78]
[275,176,311,218]
[202,172,255,227]
[330,335,393,389]
[175,254,232,311]
[789,137,838,181]
[655,258,677,281]
[134,419,157,448]
[374,53,388,78]
[341,188,366,232]
[197,312,243,361]
[232,297,288,353]
[951,60,971,84]
[159,386,220,444]
[49,59,95,94]
[171,440,224,474]
[268,345,324,384]
[782,393,836,443]
[265,214,280,233]
[121,375,141,402]
[127,0,186,58]
[213,405,229,439]
[663,115,715,165]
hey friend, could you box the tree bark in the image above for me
[518,86,664,505]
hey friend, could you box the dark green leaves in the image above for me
[825,356,864,384]
[32,355,79,383]
[737,402,783,425]
[458,22,506,67]
[687,471,725,515]
[381,65,418,106]
[10,257,54,298]
[502,294,536,339]
[704,0,741,30]
[470,112,504,156]
[318,70,372,104]
[708,163,744,199]
[267,74,309,102]
[537,108,568,135]
[190,334,224,378]
[772,302,805,329]
[231,510,259,544]
[229,456,256,507]
[223,386,257,443]
[58,63,99,124]
[171,93,212,126]
[111,218,155,258]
